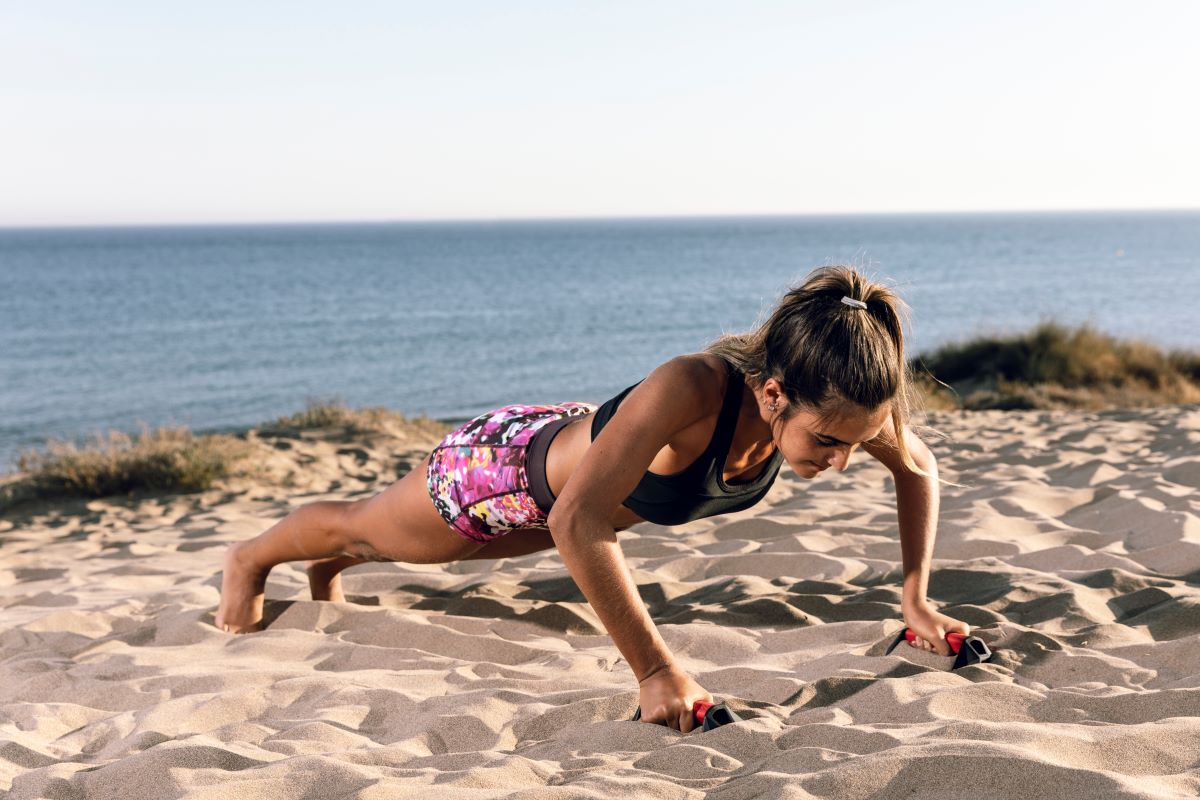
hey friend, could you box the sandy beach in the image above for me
[3,405,1200,799]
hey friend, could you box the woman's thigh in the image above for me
[458,528,556,561]
[346,452,487,564]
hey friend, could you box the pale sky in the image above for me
[3,1,1198,226]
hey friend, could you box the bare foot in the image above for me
[215,542,268,633]
[306,557,350,603]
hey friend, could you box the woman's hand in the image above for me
[637,663,713,732]
[902,598,971,657]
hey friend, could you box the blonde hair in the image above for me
[704,265,927,475]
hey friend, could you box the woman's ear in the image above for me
[760,377,786,408]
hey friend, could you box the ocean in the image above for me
[2,211,1197,472]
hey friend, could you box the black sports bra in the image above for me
[587,359,784,525]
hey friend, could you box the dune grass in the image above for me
[913,322,1200,410]
[1,399,453,511]
[2,426,258,510]
[261,396,451,438]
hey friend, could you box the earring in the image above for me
[769,401,778,412]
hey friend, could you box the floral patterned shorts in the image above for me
[426,402,597,544]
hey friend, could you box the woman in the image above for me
[216,265,971,733]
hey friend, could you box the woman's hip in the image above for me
[425,401,596,543]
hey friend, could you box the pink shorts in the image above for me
[426,402,597,544]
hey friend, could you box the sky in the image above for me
[3,1,1198,226]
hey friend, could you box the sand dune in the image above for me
[3,406,1200,798]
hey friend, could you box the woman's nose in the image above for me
[830,446,853,471]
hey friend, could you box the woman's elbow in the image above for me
[546,503,595,540]
[899,436,937,481]
[546,503,575,537]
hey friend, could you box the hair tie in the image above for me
[840,296,867,310]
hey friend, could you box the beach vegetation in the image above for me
[260,397,450,438]
[1,400,452,511]
[913,322,1200,410]
[2,426,258,510]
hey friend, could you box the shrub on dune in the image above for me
[262,397,449,438]
[3,426,257,509]
[1,400,452,509]
[914,322,1200,410]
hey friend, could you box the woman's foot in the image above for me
[306,556,353,603]
[215,541,268,633]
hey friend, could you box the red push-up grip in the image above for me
[885,626,994,670]
[903,628,967,653]
[631,699,742,730]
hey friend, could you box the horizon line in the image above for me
[2,206,1199,232]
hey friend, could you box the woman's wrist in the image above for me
[636,660,674,684]
[902,574,929,605]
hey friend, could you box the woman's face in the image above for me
[774,403,891,479]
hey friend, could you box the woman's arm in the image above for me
[865,426,970,654]
[553,507,713,732]
[547,355,721,730]
[548,355,716,676]
[549,515,673,681]
[893,435,939,606]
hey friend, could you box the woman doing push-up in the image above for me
[216,265,971,732]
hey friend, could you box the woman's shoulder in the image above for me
[586,353,729,460]
[646,352,731,416]
[675,351,732,383]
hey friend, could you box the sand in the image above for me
[3,405,1200,799]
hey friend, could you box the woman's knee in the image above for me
[301,499,362,555]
